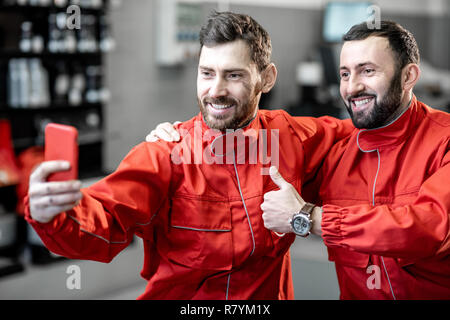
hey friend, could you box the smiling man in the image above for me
[340,35,411,129]
[24,11,352,300]
[261,21,450,299]
[198,37,266,131]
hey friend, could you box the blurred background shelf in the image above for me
[0,0,113,283]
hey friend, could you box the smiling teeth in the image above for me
[211,104,232,109]
[353,98,372,106]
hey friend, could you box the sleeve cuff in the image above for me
[321,204,344,247]
[23,195,65,235]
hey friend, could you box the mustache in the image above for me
[203,96,238,106]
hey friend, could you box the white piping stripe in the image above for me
[373,150,381,206]
[172,225,231,232]
[226,273,231,300]
[135,212,158,226]
[381,256,397,300]
[233,157,256,257]
[67,215,128,244]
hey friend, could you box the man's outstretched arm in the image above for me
[25,142,173,262]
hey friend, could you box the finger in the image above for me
[31,192,83,209]
[154,123,176,142]
[263,190,276,202]
[29,180,81,197]
[261,212,268,221]
[260,202,266,212]
[33,203,80,224]
[147,129,173,142]
[146,130,158,142]
[29,161,71,183]
[160,122,180,141]
[269,166,290,190]
[172,121,182,140]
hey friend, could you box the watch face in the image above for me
[293,215,311,235]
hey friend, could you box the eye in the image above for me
[200,70,214,78]
[363,68,375,75]
[340,72,349,80]
[228,73,243,80]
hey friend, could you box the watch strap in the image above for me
[300,202,315,217]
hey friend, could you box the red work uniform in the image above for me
[316,96,450,299]
[25,110,352,300]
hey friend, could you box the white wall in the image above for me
[182,0,450,16]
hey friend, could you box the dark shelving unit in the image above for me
[0,0,112,278]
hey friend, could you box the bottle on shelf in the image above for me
[85,65,100,103]
[19,21,32,52]
[48,13,63,53]
[7,59,20,108]
[29,58,50,107]
[68,64,86,106]
[7,58,51,108]
[19,21,44,53]
[17,58,30,107]
[99,13,115,52]
[53,62,70,105]
[78,14,98,52]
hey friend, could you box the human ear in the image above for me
[261,63,277,93]
[402,63,420,91]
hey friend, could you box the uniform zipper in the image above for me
[211,132,257,300]
[357,133,397,300]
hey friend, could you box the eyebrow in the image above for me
[198,66,249,73]
[340,62,379,70]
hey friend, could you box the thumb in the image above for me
[269,166,289,190]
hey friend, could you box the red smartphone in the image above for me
[44,123,79,182]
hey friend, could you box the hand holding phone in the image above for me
[28,123,81,223]
[44,123,79,182]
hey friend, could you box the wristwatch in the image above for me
[290,203,315,237]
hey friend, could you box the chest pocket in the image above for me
[160,196,233,271]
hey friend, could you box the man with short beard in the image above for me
[23,11,352,300]
[262,21,450,299]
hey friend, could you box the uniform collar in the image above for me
[192,111,262,163]
[356,95,424,151]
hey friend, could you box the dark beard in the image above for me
[345,69,403,129]
[198,90,261,131]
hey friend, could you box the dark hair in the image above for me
[343,20,420,71]
[199,11,272,71]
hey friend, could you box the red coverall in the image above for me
[315,96,450,299]
[25,110,352,300]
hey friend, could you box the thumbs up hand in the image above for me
[261,166,306,234]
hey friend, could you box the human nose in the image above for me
[346,74,365,97]
[209,77,228,98]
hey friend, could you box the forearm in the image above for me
[24,192,133,262]
[321,203,449,259]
